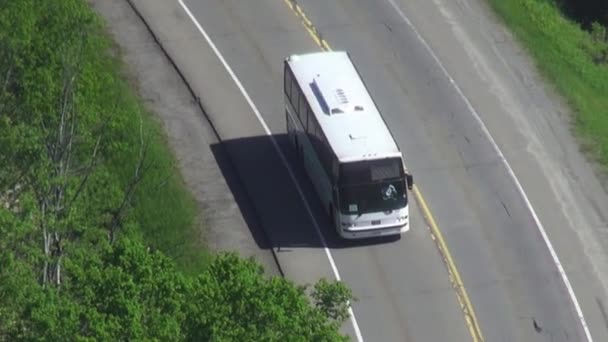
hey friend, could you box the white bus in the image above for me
[284,51,414,239]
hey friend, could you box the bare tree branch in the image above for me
[34,45,82,287]
[25,26,109,287]
[65,100,77,177]
[1,67,11,93]
[68,134,101,209]
[41,201,49,287]
[108,113,154,243]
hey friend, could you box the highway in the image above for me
[131,0,608,340]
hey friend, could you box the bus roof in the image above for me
[286,51,401,163]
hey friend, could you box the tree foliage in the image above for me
[0,0,353,340]
[1,237,350,341]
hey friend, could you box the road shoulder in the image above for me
[90,0,280,276]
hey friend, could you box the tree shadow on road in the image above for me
[210,133,400,251]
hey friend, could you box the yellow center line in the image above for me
[413,185,484,342]
[282,0,331,51]
[281,1,484,341]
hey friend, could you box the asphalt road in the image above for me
[133,0,608,341]
[177,0,472,340]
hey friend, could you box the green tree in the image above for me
[312,278,355,324]
[183,253,351,342]
[2,239,352,341]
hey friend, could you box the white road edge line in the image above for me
[177,0,364,341]
[385,0,593,340]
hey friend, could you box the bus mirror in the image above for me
[406,173,414,190]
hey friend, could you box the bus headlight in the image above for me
[397,215,408,221]
[341,222,355,228]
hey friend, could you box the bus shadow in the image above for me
[210,133,400,251]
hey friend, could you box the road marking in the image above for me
[177,1,364,341]
[413,185,484,342]
[283,0,331,51]
[281,1,484,341]
[385,0,593,340]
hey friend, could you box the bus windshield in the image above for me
[338,158,407,215]
[339,179,407,215]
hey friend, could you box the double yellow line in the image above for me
[414,185,484,342]
[281,1,484,341]
[282,0,331,52]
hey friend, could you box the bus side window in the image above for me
[305,106,313,131]
[319,133,332,177]
[290,79,298,109]
[309,116,318,141]
[332,159,339,181]
[284,66,291,100]
[299,92,307,121]
[309,119,331,178]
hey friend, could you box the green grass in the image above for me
[117,108,210,275]
[487,0,608,174]
[95,16,210,275]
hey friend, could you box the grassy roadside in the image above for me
[99,18,209,275]
[108,92,209,274]
[486,0,608,176]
